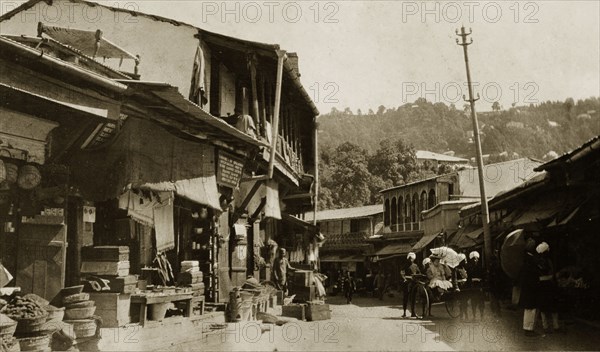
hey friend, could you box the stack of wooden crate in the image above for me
[79,246,136,328]
[178,261,205,315]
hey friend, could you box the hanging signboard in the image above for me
[216,151,244,188]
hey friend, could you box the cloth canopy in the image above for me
[70,117,217,203]
[373,242,413,260]
[140,177,221,210]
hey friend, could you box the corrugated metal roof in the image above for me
[535,135,600,171]
[304,204,382,222]
[416,150,469,163]
[458,158,543,199]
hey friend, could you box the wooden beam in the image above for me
[231,180,263,223]
[249,197,267,222]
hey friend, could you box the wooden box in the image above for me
[281,304,307,321]
[82,275,138,294]
[88,292,131,328]
[81,261,130,277]
[81,246,129,262]
[290,285,316,303]
[306,303,331,321]
[290,270,314,287]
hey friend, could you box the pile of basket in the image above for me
[61,287,97,340]
[0,295,50,351]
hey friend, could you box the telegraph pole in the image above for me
[456,26,492,269]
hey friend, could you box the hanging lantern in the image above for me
[17,164,42,190]
[4,163,18,184]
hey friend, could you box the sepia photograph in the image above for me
[0,0,599,351]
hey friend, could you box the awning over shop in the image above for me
[139,177,221,210]
[281,213,319,233]
[320,254,364,262]
[449,226,482,249]
[512,203,561,227]
[412,233,439,251]
[69,117,219,202]
[373,242,413,260]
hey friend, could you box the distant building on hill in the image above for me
[415,150,469,167]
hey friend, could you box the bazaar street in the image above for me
[169,295,600,351]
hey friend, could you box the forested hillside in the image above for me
[318,97,600,160]
[317,97,600,210]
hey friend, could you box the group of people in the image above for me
[519,240,565,336]
[400,251,486,320]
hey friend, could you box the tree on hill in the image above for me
[492,101,501,112]
[368,139,418,186]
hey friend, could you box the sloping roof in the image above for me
[411,233,439,251]
[374,242,413,256]
[416,150,469,163]
[457,158,543,199]
[321,232,370,249]
[304,204,382,222]
[380,173,457,193]
[40,25,137,59]
[0,0,319,116]
[2,35,131,79]
[116,80,269,149]
[535,135,600,172]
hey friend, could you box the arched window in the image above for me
[384,198,390,226]
[428,189,436,209]
[391,197,398,227]
[420,190,427,213]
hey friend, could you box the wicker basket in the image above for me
[14,312,49,334]
[64,306,96,320]
[17,165,41,190]
[62,293,89,305]
[61,285,84,296]
[65,300,95,309]
[44,306,65,323]
[18,334,51,351]
[64,319,96,339]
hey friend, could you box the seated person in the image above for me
[223,107,257,138]
[426,254,453,300]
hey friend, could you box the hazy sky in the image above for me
[6,1,599,113]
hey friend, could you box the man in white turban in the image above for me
[467,250,485,320]
[401,252,422,318]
